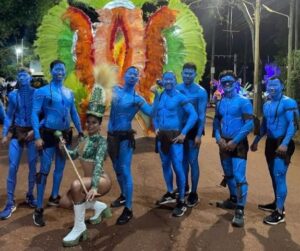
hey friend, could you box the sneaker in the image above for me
[174,185,190,197]
[47,195,61,207]
[258,202,276,212]
[111,194,126,208]
[156,192,176,205]
[26,194,37,208]
[216,197,237,210]
[258,202,286,215]
[0,202,16,220]
[232,208,244,227]
[187,192,199,208]
[172,201,187,217]
[33,208,45,227]
[116,207,133,225]
[263,210,285,225]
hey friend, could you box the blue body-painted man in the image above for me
[251,77,298,225]
[0,68,37,220]
[213,70,253,227]
[176,63,207,207]
[32,60,83,227]
[107,66,152,225]
[153,71,197,217]
[0,100,5,123]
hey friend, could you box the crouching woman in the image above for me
[60,85,112,247]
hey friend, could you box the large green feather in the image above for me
[57,21,75,75]
[163,26,185,77]
[35,0,70,80]
[64,72,88,109]
[86,0,155,9]
[168,0,207,81]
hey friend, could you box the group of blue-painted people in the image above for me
[0,60,298,247]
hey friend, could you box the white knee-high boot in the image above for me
[62,202,87,247]
[85,200,112,224]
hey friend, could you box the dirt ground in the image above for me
[0,117,300,251]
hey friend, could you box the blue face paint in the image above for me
[266,79,283,99]
[162,72,177,91]
[17,71,32,87]
[124,67,139,87]
[220,75,236,93]
[51,63,66,82]
[182,68,196,85]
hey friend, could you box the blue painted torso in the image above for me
[11,88,34,127]
[35,84,75,130]
[217,94,252,139]
[0,100,5,122]
[155,90,188,131]
[176,83,204,114]
[108,86,145,132]
[263,96,298,139]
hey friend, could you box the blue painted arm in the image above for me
[32,90,44,139]
[253,116,267,144]
[137,96,152,116]
[197,90,208,137]
[70,93,83,133]
[281,101,298,146]
[181,102,197,136]
[213,102,221,142]
[140,102,152,117]
[2,93,16,136]
[232,100,254,144]
[151,92,160,131]
[0,101,5,123]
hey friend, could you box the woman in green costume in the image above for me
[60,84,112,247]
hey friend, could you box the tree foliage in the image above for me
[291,50,300,103]
[0,0,60,78]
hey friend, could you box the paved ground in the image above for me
[0,117,300,251]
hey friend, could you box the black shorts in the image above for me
[107,130,136,161]
[219,138,249,160]
[41,127,73,148]
[265,137,295,165]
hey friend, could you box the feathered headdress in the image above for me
[86,64,117,118]
[264,63,281,83]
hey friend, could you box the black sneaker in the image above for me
[258,202,286,215]
[111,194,126,208]
[258,202,276,212]
[263,210,285,225]
[33,208,45,227]
[216,197,237,210]
[187,192,199,208]
[232,208,244,227]
[156,192,176,205]
[174,185,190,197]
[116,207,133,225]
[47,195,61,207]
[172,201,187,217]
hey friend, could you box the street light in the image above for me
[15,47,23,66]
[262,4,290,28]
[262,2,294,97]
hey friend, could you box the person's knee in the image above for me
[8,164,18,176]
[223,165,232,175]
[122,172,133,186]
[71,179,82,191]
[234,172,247,184]
[162,162,171,170]
[36,172,48,184]
[189,157,199,168]
[273,162,287,178]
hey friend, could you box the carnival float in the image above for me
[35,0,207,132]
